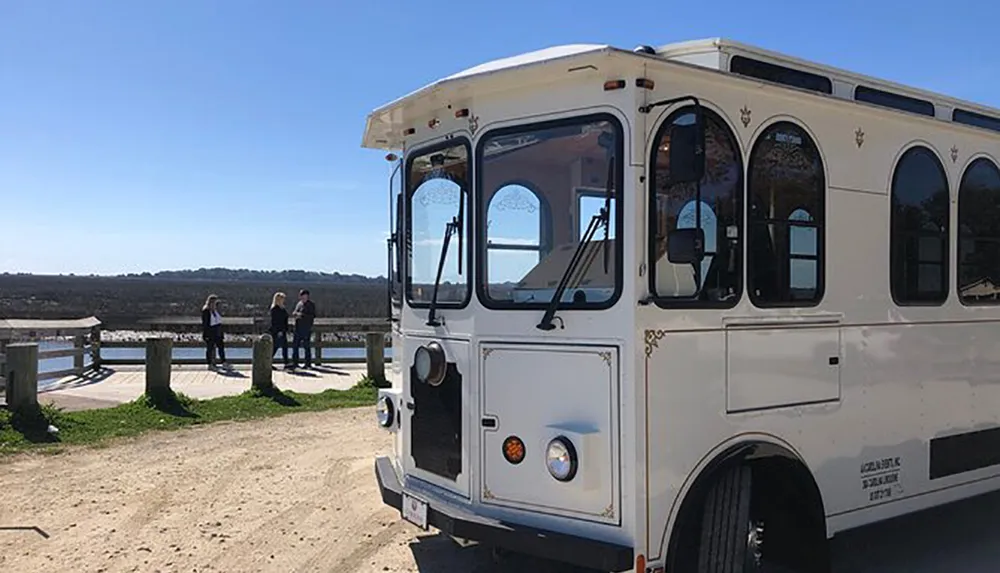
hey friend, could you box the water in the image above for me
[35,341,384,388]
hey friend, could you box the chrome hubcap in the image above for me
[747,519,765,567]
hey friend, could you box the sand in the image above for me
[0,407,571,573]
[4,407,1000,572]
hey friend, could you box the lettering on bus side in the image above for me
[859,456,904,503]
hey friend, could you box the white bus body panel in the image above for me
[637,49,1000,561]
[363,38,1000,569]
[480,342,621,524]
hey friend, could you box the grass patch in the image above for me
[0,383,377,456]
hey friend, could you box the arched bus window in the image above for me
[405,141,471,306]
[958,157,1000,304]
[890,146,949,305]
[484,183,551,288]
[650,107,743,305]
[748,121,825,306]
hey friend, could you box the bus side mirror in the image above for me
[667,122,705,185]
[667,227,705,264]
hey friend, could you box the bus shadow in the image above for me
[408,532,599,572]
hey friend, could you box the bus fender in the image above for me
[660,434,828,566]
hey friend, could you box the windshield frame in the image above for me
[474,111,625,311]
[404,136,473,310]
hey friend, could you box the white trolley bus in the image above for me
[363,38,1000,572]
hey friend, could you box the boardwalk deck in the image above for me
[38,364,369,411]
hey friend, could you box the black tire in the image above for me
[697,464,757,573]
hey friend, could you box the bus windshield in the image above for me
[478,115,623,308]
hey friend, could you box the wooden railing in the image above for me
[1,317,102,393]
[1,316,392,395]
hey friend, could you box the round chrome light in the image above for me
[413,342,446,386]
[545,436,578,482]
[376,395,395,428]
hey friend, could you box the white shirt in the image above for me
[209,310,221,326]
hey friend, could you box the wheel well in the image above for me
[664,441,829,571]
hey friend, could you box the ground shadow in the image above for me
[408,532,595,573]
[311,365,349,376]
[39,367,116,393]
[4,407,62,444]
[214,368,246,379]
[0,526,50,539]
[144,390,199,418]
[287,369,319,378]
[252,386,301,407]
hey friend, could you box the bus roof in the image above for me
[362,38,1000,151]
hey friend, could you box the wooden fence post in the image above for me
[90,325,102,370]
[145,337,173,398]
[365,332,386,384]
[5,343,39,413]
[73,335,86,373]
[314,331,323,365]
[252,334,274,391]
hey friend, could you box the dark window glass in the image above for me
[405,142,470,306]
[958,158,1000,304]
[650,108,743,305]
[390,190,403,305]
[953,109,1000,134]
[747,122,825,305]
[730,55,832,94]
[478,116,623,307]
[855,86,935,117]
[890,147,950,304]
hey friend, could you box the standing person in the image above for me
[290,288,316,370]
[201,294,228,369]
[269,291,290,368]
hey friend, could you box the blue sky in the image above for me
[2,0,997,277]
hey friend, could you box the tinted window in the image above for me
[650,108,743,305]
[958,158,1000,304]
[405,142,470,306]
[747,122,825,305]
[890,147,950,304]
[855,86,935,117]
[953,109,1000,134]
[730,55,832,94]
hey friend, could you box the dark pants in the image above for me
[204,326,226,366]
[291,328,312,368]
[271,330,289,365]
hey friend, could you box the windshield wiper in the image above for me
[537,155,615,331]
[426,216,459,327]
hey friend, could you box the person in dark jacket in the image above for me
[201,294,227,369]
[269,291,290,368]
[290,288,316,369]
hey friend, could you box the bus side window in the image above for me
[650,107,743,305]
[747,121,826,306]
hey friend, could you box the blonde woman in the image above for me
[268,291,290,368]
[201,294,228,369]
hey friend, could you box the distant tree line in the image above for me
[0,272,389,321]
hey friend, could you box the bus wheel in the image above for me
[696,464,762,572]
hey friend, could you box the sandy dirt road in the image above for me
[0,408,572,573]
[4,407,1000,573]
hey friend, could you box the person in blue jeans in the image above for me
[268,291,290,368]
[290,288,316,369]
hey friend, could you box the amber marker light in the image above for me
[454,108,470,118]
[636,78,655,90]
[603,79,626,91]
[502,436,525,465]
